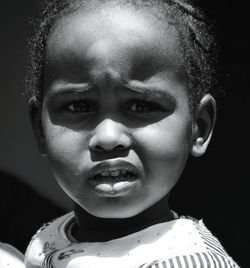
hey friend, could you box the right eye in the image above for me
[65,101,95,114]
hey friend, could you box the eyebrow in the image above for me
[47,83,92,98]
[125,84,176,103]
[47,81,176,103]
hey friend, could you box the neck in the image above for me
[73,195,174,242]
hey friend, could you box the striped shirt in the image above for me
[25,212,240,268]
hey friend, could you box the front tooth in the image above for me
[100,171,110,176]
[110,170,120,176]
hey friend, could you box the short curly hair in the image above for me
[26,0,217,113]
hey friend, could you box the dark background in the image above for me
[171,1,249,267]
[0,0,248,266]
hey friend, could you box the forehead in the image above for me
[46,5,180,72]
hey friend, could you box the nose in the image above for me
[89,119,131,153]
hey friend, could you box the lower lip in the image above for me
[88,176,138,196]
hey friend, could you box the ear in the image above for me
[29,97,47,156]
[191,94,217,157]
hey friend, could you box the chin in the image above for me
[84,203,145,219]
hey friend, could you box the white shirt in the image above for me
[25,212,239,268]
[0,242,24,268]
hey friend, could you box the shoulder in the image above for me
[25,212,74,268]
[0,242,24,268]
[139,217,240,268]
[192,218,239,266]
[139,253,240,268]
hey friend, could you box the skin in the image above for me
[31,5,216,241]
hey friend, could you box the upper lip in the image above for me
[87,160,139,179]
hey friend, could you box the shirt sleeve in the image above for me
[138,251,241,268]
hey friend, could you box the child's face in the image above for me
[38,6,193,218]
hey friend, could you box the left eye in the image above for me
[127,101,161,113]
[66,102,94,113]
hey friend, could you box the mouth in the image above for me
[87,161,139,196]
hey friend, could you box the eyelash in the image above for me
[62,99,165,116]
[126,100,165,113]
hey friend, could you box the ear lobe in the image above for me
[29,97,47,156]
[191,94,217,157]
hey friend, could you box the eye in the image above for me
[127,101,163,113]
[66,101,95,114]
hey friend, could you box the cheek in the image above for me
[42,117,88,171]
[136,118,191,162]
[42,121,88,197]
[135,118,191,195]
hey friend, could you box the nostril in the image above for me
[90,143,128,153]
[115,145,127,151]
[92,144,126,152]
[93,145,105,152]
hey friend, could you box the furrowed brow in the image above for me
[46,83,92,99]
[125,85,176,102]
